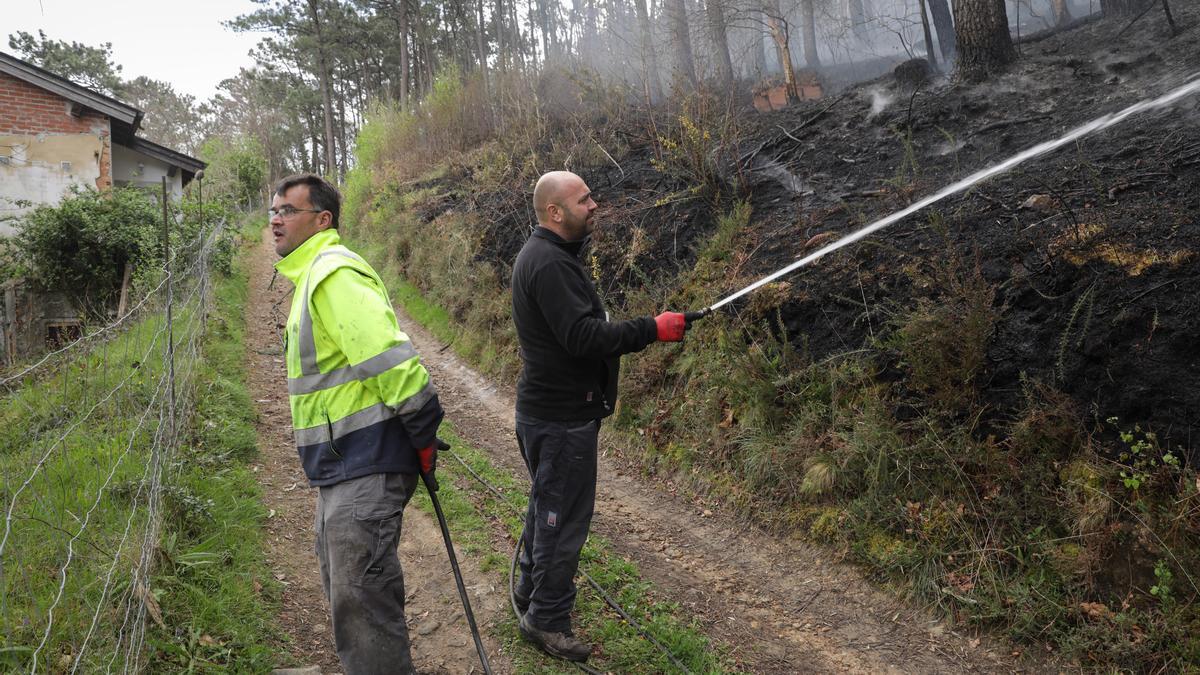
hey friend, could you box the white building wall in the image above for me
[111,144,184,200]
[0,133,106,236]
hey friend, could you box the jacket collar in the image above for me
[274,228,341,284]
[532,225,590,257]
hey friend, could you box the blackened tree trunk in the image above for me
[951,0,1015,81]
[634,0,665,102]
[705,0,735,89]
[917,0,938,69]
[801,0,820,67]
[665,0,699,89]
[927,0,956,60]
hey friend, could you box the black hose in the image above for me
[508,529,606,675]
[447,449,693,674]
[421,472,493,675]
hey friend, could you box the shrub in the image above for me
[14,186,162,316]
[887,256,998,413]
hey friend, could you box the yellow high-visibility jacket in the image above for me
[275,228,442,486]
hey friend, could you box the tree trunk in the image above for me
[927,0,956,60]
[848,0,869,40]
[705,0,735,89]
[1161,0,1177,32]
[800,0,820,67]
[664,0,698,89]
[515,0,530,70]
[764,0,798,98]
[305,0,338,177]
[494,0,506,71]
[1050,0,1071,25]
[753,7,769,77]
[634,0,665,103]
[917,0,938,69]
[951,0,1015,81]
[336,78,349,179]
[475,0,488,75]
[535,0,555,60]
[399,0,410,107]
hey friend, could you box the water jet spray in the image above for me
[684,74,1200,326]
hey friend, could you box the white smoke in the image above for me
[866,87,894,116]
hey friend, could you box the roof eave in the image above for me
[0,50,142,125]
[126,136,207,175]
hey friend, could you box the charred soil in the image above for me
[345,6,1200,669]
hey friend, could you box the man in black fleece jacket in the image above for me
[510,170,688,661]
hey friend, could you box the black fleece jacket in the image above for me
[511,227,657,421]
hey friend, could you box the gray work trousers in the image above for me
[514,413,600,633]
[315,471,419,675]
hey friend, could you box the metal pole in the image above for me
[161,176,176,445]
[421,471,493,675]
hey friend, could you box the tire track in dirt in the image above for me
[391,298,1056,673]
[243,228,510,674]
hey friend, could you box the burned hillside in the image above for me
[339,4,1200,668]
[729,12,1200,456]
[425,7,1199,458]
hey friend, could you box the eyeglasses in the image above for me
[268,205,324,219]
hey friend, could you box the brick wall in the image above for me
[0,70,110,135]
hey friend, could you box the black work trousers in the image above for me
[514,412,600,633]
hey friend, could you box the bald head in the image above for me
[533,170,596,241]
[533,171,581,222]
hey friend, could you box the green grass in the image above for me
[145,242,284,671]
[0,221,282,671]
[414,425,734,673]
[0,284,205,671]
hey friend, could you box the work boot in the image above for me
[518,613,591,662]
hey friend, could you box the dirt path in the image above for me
[244,229,509,674]
[393,302,1053,673]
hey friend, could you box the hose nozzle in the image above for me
[683,308,711,327]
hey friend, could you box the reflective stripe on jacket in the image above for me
[275,228,442,485]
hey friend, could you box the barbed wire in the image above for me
[0,213,227,672]
[34,280,211,671]
[0,222,218,391]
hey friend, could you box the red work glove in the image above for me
[654,312,687,342]
[417,438,450,491]
[417,443,437,476]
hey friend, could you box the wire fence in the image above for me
[0,192,227,672]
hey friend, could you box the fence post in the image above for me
[161,176,176,444]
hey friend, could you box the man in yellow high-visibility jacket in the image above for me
[271,173,443,674]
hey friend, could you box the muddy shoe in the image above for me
[518,613,591,662]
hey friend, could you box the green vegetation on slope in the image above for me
[342,70,1200,670]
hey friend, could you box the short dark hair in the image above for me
[274,173,341,228]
